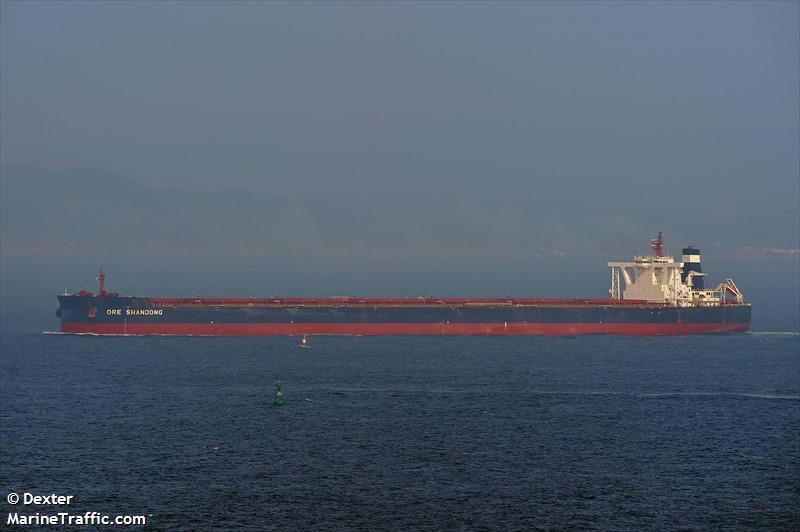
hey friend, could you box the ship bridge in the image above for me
[607,233,744,307]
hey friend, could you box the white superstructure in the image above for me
[607,232,744,307]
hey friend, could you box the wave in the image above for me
[322,388,799,400]
[639,392,798,400]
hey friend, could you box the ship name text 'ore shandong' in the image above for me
[56,234,751,336]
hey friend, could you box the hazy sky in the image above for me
[1,1,798,327]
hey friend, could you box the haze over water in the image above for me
[1,1,798,331]
[1,2,798,530]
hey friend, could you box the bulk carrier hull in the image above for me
[56,295,751,336]
[55,236,752,336]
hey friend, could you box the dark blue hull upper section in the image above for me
[56,295,752,336]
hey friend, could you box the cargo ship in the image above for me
[56,234,751,336]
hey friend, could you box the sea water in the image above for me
[1,333,798,530]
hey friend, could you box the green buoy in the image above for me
[274,379,285,406]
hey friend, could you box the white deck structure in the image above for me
[607,233,744,307]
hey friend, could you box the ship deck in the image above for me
[146,297,673,308]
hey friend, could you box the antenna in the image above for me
[651,231,663,258]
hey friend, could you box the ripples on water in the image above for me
[1,333,798,530]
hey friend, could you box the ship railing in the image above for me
[147,297,674,309]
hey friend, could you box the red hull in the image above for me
[61,322,750,337]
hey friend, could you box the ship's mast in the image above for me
[98,270,106,296]
[651,231,663,258]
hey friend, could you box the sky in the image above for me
[1,1,798,330]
